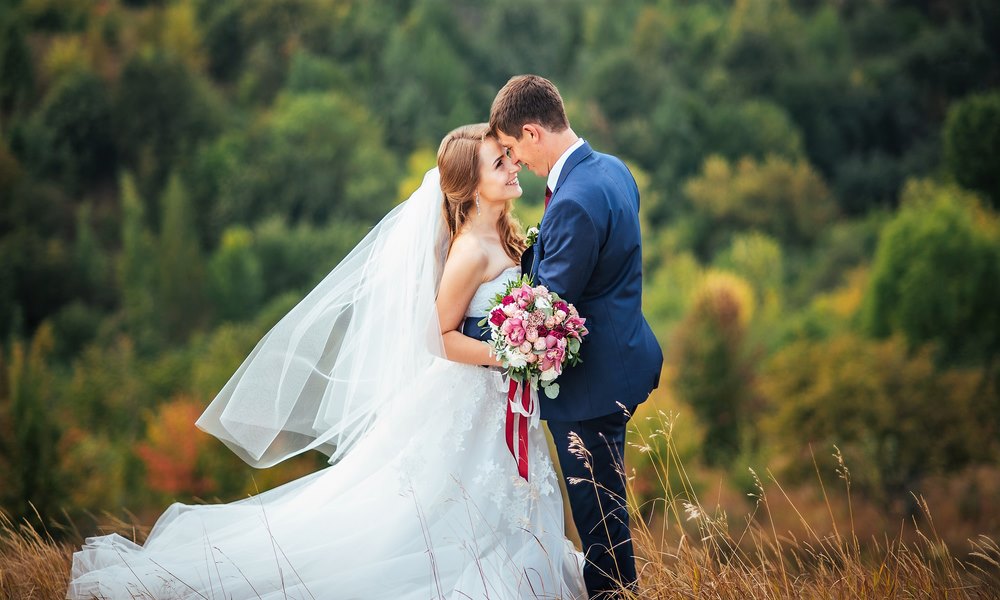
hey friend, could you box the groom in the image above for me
[489,75,663,598]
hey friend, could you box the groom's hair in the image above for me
[489,75,569,140]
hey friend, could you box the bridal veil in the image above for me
[196,168,449,467]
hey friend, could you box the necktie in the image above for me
[544,186,552,209]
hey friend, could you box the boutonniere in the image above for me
[525,223,540,248]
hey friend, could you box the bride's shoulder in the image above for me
[448,231,489,259]
[444,233,489,277]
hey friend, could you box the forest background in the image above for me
[1,0,999,561]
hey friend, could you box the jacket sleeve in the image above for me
[537,196,600,303]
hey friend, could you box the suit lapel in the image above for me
[531,142,593,282]
[520,244,535,279]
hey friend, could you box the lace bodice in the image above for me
[465,266,520,317]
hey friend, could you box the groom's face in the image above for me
[497,127,547,178]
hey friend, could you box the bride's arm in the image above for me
[436,236,504,367]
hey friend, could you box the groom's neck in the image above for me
[545,127,579,166]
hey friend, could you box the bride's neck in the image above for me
[465,203,506,235]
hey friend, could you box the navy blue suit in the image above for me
[530,142,661,598]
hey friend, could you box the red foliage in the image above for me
[135,396,215,496]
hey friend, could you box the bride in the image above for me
[67,124,587,599]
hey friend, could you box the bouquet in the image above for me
[479,274,589,399]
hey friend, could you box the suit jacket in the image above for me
[524,142,662,421]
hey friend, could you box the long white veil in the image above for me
[197,168,449,468]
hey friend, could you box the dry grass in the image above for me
[2,412,999,599]
[621,409,1000,599]
[0,511,74,600]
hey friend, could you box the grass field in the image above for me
[3,411,998,599]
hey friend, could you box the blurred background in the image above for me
[0,0,998,549]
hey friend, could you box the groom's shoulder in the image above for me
[590,148,630,174]
[574,149,635,192]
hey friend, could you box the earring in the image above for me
[475,190,481,216]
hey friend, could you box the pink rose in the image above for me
[533,338,547,351]
[501,294,515,306]
[525,327,539,343]
[519,341,533,354]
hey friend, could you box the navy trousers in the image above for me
[547,407,637,599]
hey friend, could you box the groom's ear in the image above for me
[522,123,542,142]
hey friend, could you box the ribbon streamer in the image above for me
[504,377,539,481]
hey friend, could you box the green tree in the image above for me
[251,217,367,302]
[763,334,997,513]
[200,0,245,83]
[862,179,1000,364]
[944,91,1000,208]
[379,0,476,150]
[231,0,346,104]
[684,154,838,253]
[157,174,207,343]
[0,10,34,116]
[704,100,804,162]
[286,48,348,94]
[115,52,221,203]
[24,68,116,192]
[208,226,263,323]
[72,202,112,309]
[0,179,75,338]
[713,232,785,341]
[117,172,160,353]
[0,324,63,524]
[214,92,398,227]
[671,272,757,466]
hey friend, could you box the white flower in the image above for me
[506,351,528,369]
[534,296,551,310]
[539,368,558,382]
[527,226,539,237]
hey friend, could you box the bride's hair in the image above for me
[437,123,526,262]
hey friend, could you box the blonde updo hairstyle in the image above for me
[437,123,526,263]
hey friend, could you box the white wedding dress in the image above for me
[67,170,586,599]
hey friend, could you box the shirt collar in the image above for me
[546,138,585,192]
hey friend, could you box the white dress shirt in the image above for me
[546,138,585,193]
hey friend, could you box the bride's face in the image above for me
[477,137,522,203]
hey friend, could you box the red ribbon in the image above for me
[505,378,533,481]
